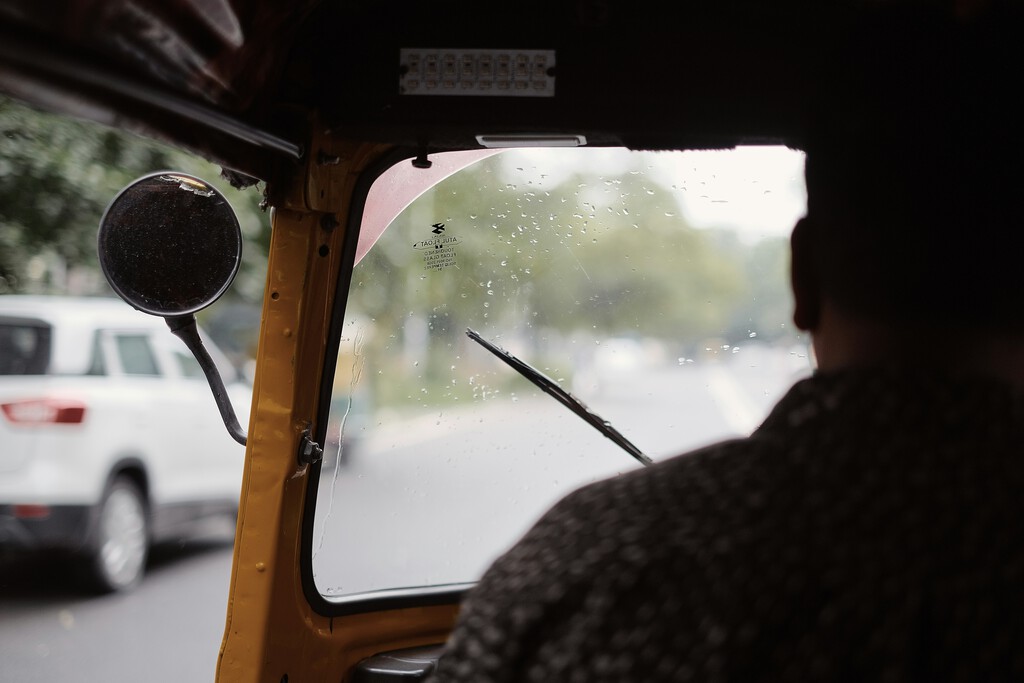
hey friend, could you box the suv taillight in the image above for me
[1,398,87,425]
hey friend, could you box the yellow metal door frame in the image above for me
[217,122,459,683]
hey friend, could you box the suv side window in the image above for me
[173,349,206,379]
[115,334,161,376]
[86,332,107,376]
[0,320,50,375]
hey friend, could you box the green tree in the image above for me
[343,152,763,403]
[402,156,747,346]
[0,95,269,301]
[721,234,799,345]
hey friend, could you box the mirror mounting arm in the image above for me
[166,315,248,446]
[99,172,247,447]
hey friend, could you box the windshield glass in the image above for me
[312,147,810,602]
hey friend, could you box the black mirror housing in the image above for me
[98,172,248,446]
[98,171,242,317]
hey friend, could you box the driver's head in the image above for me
[793,5,1024,337]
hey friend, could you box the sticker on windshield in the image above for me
[413,223,460,272]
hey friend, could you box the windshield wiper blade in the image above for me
[466,328,653,467]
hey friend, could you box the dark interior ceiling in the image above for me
[283,1,833,148]
[0,1,995,182]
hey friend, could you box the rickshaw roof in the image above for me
[0,1,1006,181]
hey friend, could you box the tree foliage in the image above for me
[0,95,269,300]
[344,152,800,403]
[352,154,792,346]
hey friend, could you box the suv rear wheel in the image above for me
[85,476,149,592]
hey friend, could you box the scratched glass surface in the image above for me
[312,147,811,601]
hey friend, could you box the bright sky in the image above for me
[499,146,808,241]
[654,146,807,240]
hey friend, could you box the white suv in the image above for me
[0,295,250,591]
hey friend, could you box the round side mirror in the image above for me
[98,172,242,317]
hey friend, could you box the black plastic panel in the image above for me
[351,645,444,682]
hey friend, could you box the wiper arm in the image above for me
[466,328,653,467]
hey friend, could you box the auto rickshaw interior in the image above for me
[0,1,1014,682]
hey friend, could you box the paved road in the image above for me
[0,532,233,683]
[312,346,811,599]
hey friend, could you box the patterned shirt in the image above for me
[430,367,1024,682]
